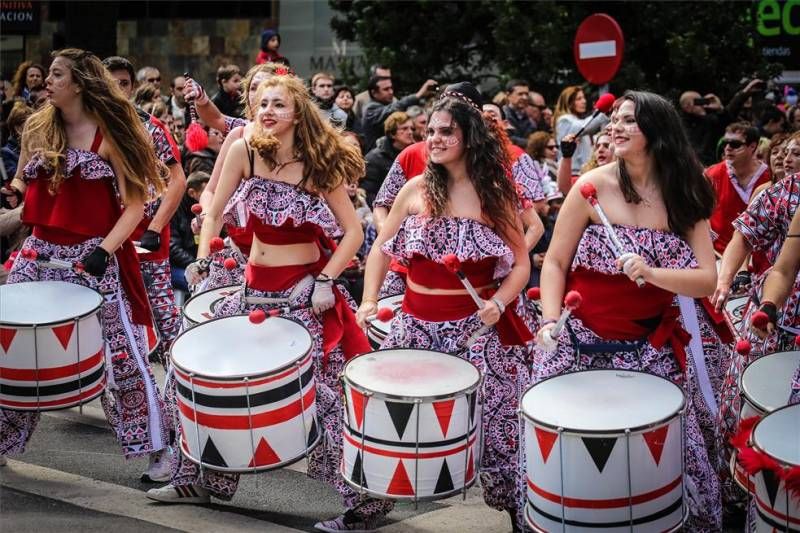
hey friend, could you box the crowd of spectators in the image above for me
[2,45,799,298]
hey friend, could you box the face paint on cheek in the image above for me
[622,123,641,135]
[442,135,460,147]
[273,110,294,121]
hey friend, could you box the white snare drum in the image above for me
[0,281,105,411]
[731,350,800,491]
[171,315,318,472]
[181,285,239,329]
[366,294,403,349]
[750,404,800,532]
[725,296,749,331]
[522,370,686,532]
[341,349,481,501]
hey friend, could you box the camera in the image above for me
[693,97,710,106]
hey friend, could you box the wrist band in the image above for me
[541,319,557,327]
[362,298,378,305]
[490,297,506,314]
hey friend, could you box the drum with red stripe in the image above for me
[750,403,800,532]
[171,315,319,472]
[0,281,105,411]
[340,349,481,501]
[365,294,402,349]
[181,285,239,329]
[724,296,749,332]
[521,370,686,532]
[732,350,800,491]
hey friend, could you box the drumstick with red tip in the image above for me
[541,290,582,349]
[735,339,752,356]
[223,258,238,271]
[209,237,225,254]
[191,203,203,223]
[751,310,770,331]
[579,183,645,288]
[442,254,484,309]
[526,287,541,300]
[20,248,86,273]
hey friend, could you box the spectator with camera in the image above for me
[360,75,437,151]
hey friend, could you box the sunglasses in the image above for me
[546,144,557,149]
[722,139,746,149]
[147,77,161,83]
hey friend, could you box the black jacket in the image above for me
[361,95,420,152]
[170,195,199,269]
[211,90,244,119]
[362,136,402,207]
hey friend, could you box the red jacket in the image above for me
[707,161,770,254]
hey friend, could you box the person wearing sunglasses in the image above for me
[706,122,771,255]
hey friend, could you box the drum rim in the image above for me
[520,369,686,435]
[341,348,482,402]
[365,294,403,335]
[181,284,240,325]
[751,402,800,469]
[0,281,103,328]
[178,422,321,473]
[170,314,313,380]
[739,351,800,414]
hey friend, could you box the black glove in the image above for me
[83,246,110,277]
[731,270,752,294]
[560,138,577,158]
[139,229,161,251]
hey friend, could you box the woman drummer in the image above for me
[184,62,287,291]
[146,74,380,521]
[0,49,169,466]
[356,83,532,532]
[535,90,723,530]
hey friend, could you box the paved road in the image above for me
[0,366,513,533]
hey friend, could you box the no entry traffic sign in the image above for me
[574,14,625,85]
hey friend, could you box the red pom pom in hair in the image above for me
[579,182,597,200]
[191,204,203,215]
[564,290,582,310]
[375,307,395,322]
[735,339,752,356]
[248,309,266,324]
[442,254,461,273]
[209,237,225,253]
[223,258,237,271]
[185,122,208,153]
[526,287,541,300]
[751,311,770,329]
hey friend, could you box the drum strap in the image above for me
[243,274,313,305]
[678,295,718,415]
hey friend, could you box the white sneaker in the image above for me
[314,514,377,533]
[145,483,210,504]
[141,448,173,483]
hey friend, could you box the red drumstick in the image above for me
[579,183,645,288]
[550,290,582,338]
[751,311,770,330]
[442,254,484,309]
[183,72,209,153]
[735,339,752,356]
[209,237,225,253]
[526,287,541,300]
[369,307,396,323]
[20,248,85,273]
[223,258,238,271]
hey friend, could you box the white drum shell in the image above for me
[341,349,481,500]
[522,370,685,532]
[366,294,403,349]
[751,404,800,533]
[172,316,318,472]
[181,285,239,329]
[725,296,749,330]
[0,281,105,411]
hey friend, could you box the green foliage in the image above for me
[329,0,784,102]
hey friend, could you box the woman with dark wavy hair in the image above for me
[0,49,168,467]
[535,90,724,531]
[356,82,532,532]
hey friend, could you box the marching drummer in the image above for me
[0,49,170,471]
[357,82,533,532]
[534,91,724,530]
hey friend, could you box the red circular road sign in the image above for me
[574,14,624,85]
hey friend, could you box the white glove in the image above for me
[185,258,210,287]
[536,323,558,352]
[311,278,336,315]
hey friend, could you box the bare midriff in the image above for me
[249,238,320,267]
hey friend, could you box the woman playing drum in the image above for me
[535,91,723,531]
[0,49,169,466]
[147,74,377,520]
[356,83,532,532]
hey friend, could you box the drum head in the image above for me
[522,369,685,433]
[753,404,800,467]
[0,281,102,326]
[725,297,748,324]
[171,315,312,378]
[741,351,800,412]
[370,294,403,335]
[183,285,239,324]
[344,349,480,400]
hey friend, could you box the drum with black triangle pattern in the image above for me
[340,349,481,500]
[749,403,800,533]
[521,369,686,532]
[171,315,319,472]
[0,281,106,411]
